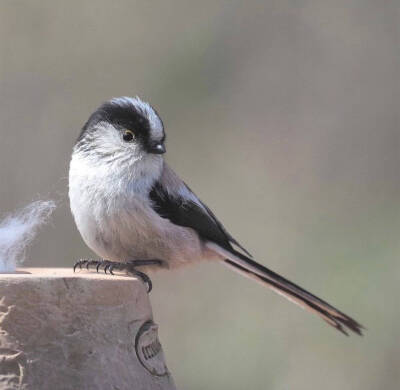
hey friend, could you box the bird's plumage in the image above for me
[150,169,251,257]
[69,96,364,336]
[149,164,363,335]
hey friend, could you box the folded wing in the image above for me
[149,164,363,336]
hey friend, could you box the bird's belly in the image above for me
[70,183,209,268]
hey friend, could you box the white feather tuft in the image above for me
[0,200,56,272]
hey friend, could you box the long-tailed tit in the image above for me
[69,97,363,336]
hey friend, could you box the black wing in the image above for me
[149,166,364,336]
[149,180,251,257]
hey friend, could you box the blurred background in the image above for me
[0,1,399,388]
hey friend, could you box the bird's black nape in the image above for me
[76,97,162,146]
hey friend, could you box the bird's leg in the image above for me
[106,260,164,292]
[73,258,163,292]
[73,258,112,272]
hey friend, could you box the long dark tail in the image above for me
[207,243,364,336]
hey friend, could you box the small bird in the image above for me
[69,96,363,336]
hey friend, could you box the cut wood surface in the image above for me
[0,268,177,390]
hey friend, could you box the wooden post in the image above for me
[0,268,177,390]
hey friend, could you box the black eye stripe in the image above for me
[76,98,165,148]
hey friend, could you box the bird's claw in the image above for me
[129,269,152,292]
[73,259,90,272]
[72,259,162,293]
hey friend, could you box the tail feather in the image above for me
[207,243,364,336]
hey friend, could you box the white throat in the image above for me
[70,148,164,199]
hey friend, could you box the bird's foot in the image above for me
[73,258,163,292]
[108,260,164,292]
[73,258,105,272]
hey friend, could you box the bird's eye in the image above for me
[122,130,135,142]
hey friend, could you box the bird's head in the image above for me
[75,97,166,166]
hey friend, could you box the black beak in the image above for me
[148,142,166,155]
